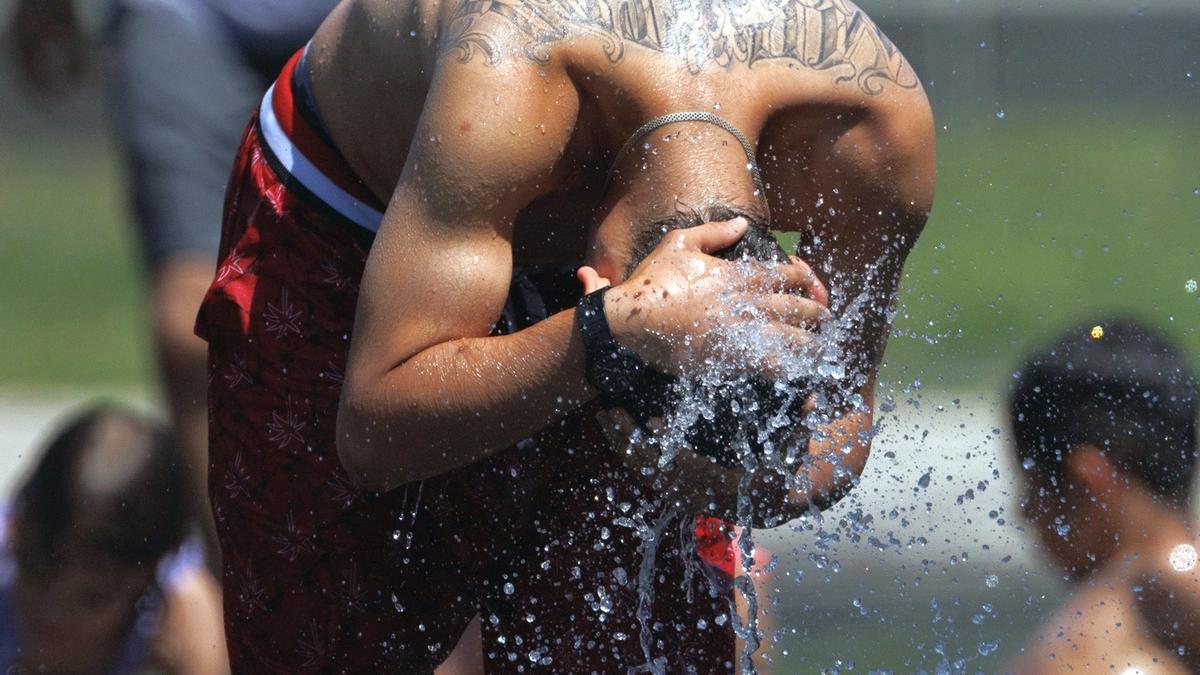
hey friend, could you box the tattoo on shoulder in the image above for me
[444,0,918,95]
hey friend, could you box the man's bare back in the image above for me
[311,0,929,237]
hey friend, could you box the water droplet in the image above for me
[978,640,999,656]
[995,109,1006,120]
[504,582,516,595]
[1055,518,1071,539]
[985,574,999,588]
[1186,279,1197,294]
[1091,325,1105,340]
[1022,457,1036,470]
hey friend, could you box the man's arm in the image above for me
[337,46,587,491]
[768,83,937,514]
[337,47,821,491]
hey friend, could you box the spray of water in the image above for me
[616,252,883,672]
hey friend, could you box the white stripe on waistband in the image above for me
[258,85,385,232]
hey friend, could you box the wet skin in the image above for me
[269,0,934,670]
[1010,444,1197,674]
[314,0,935,504]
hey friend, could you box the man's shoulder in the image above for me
[1014,582,1187,674]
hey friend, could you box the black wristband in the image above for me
[576,288,646,399]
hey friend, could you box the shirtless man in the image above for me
[1006,320,1199,673]
[197,0,933,670]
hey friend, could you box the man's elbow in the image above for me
[335,393,410,492]
[802,424,874,513]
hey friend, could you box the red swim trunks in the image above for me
[198,49,739,673]
[198,51,500,673]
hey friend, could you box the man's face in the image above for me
[1017,463,1117,579]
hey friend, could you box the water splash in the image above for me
[613,253,881,670]
[629,505,680,675]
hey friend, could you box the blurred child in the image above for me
[9,0,337,571]
[1005,319,1198,673]
[0,406,226,673]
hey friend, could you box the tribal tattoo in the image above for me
[445,0,917,94]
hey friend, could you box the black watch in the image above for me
[576,287,646,401]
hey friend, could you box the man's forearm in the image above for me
[338,309,595,490]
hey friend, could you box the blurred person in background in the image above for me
[0,405,226,673]
[9,0,338,569]
[1005,319,1198,673]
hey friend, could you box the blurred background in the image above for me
[0,0,1197,671]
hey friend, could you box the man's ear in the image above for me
[1064,443,1122,500]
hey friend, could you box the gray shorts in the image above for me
[107,3,284,267]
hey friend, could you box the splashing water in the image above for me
[628,506,681,675]
[615,253,880,671]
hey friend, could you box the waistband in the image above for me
[257,47,387,233]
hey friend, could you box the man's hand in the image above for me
[598,218,830,380]
[10,0,87,96]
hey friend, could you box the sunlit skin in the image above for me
[1008,444,1195,674]
[234,0,937,669]
[323,0,935,508]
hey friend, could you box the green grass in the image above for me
[0,104,1197,388]
[0,136,155,387]
[883,104,1200,389]
[768,567,1067,672]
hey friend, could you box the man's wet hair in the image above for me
[626,202,778,277]
[12,405,189,568]
[1009,319,1199,504]
[613,203,810,466]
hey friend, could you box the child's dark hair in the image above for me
[11,405,189,568]
[1009,319,1199,503]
